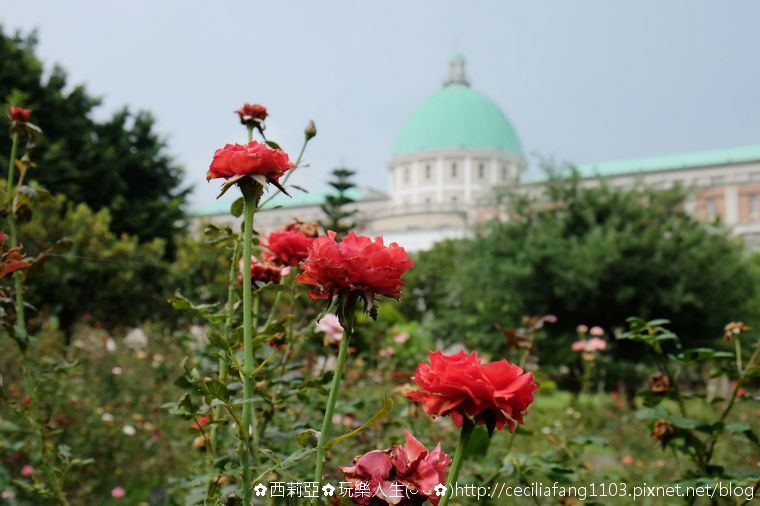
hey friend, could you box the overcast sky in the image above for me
[4,1,760,209]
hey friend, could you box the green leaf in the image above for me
[231,197,244,217]
[325,395,393,450]
[204,379,230,402]
[296,429,320,448]
[669,415,698,430]
[265,140,282,150]
[463,426,491,459]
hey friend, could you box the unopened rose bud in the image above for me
[304,119,317,140]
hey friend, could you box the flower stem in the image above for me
[239,179,262,505]
[734,336,743,374]
[313,295,357,499]
[6,132,25,331]
[212,239,240,454]
[440,419,474,506]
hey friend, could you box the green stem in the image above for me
[734,336,743,374]
[313,296,356,500]
[439,419,475,506]
[239,179,262,506]
[258,136,310,209]
[704,345,759,465]
[6,132,18,204]
[655,345,687,417]
[6,132,24,330]
[212,240,240,454]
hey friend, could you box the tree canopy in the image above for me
[0,27,188,250]
[401,173,756,358]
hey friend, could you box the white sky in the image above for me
[4,1,760,210]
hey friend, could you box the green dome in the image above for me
[392,83,523,156]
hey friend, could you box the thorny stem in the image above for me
[704,344,759,465]
[212,239,240,454]
[239,179,262,505]
[6,132,25,330]
[7,134,68,505]
[439,419,475,506]
[654,342,687,417]
[312,295,357,502]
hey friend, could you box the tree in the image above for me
[320,167,357,236]
[21,193,172,342]
[0,27,188,252]
[402,172,756,360]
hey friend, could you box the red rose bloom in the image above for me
[406,351,537,433]
[207,141,294,182]
[263,224,317,267]
[8,106,31,123]
[0,232,29,278]
[295,231,413,309]
[238,255,284,285]
[235,103,268,125]
[339,430,451,505]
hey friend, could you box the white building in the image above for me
[194,55,760,251]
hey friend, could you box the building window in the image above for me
[451,195,457,204]
[425,197,431,205]
[451,162,458,178]
[501,165,508,180]
[425,164,431,179]
[705,198,718,218]
[403,167,409,183]
[750,193,760,219]
[478,163,485,179]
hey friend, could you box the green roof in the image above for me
[191,186,387,217]
[392,84,523,156]
[576,144,760,178]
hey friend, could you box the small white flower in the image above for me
[101,413,115,423]
[106,338,117,352]
[124,328,148,349]
[111,366,123,375]
[122,425,136,436]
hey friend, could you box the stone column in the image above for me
[724,184,739,224]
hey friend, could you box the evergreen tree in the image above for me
[320,167,357,236]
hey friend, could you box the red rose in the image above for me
[295,231,413,310]
[8,106,31,123]
[207,141,294,182]
[238,255,284,285]
[235,103,268,125]
[263,225,317,267]
[406,350,537,433]
[339,430,451,505]
[0,232,29,278]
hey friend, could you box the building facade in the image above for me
[194,55,760,251]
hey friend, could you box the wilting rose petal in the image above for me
[339,431,450,505]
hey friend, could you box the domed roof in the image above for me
[392,56,523,157]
